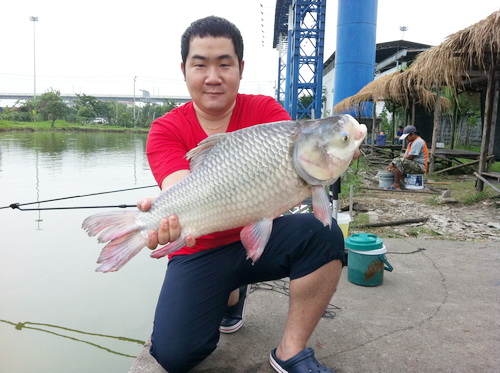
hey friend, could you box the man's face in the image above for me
[181,36,244,115]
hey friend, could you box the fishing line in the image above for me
[0,184,157,211]
[386,248,426,254]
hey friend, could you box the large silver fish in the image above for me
[82,115,367,272]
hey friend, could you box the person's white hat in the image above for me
[399,125,416,141]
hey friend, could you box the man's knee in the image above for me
[150,339,216,373]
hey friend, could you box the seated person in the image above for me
[376,131,386,146]
[386,125,428,190]
[394,125,404,144]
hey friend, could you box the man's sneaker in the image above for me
[219,285,249,334]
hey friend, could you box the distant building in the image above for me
[322,40,432,117]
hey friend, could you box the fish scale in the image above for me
[151,121,303,235]
[82,115,367,272]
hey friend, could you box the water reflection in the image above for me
[35,148,44,230]
[6,131,149,155]
[1,319,145,358]
[0,131,163,373]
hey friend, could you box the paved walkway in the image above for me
[129,238,499,373]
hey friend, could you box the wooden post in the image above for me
[372,99,377,133]
[391,102,396,142]
[486,79,499,171]
[369,105,376,148]
[476,63,495,191]
[411,101,416,126]
[429,87,442,173]
[450,88,458,149]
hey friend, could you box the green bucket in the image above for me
[345,233,394,287]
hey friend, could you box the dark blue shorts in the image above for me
[150,213,346,373]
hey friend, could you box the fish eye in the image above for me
[340,132,350,142]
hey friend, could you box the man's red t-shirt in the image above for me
[146,94,291,257]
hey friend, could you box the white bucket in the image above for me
[336,212,351,239]
[377,171,394,188]
[406,174,424,190]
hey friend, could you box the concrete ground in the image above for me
[129,238,499,373]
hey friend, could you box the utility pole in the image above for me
[30,16,39,99]
[400,26,408,40]
[133,76,137,120]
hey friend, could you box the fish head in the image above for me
[292,115,367,185]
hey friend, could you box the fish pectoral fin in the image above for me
[150,237,187,259]
[311,185,332,229]
[240,219,274,263]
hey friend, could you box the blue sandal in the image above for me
[270,348,336,373]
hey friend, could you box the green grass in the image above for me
[407,227,440,238]
[0,120,148,132]
[490,162,500,172]
[424,174,498,204]
[427,195,441,205]
[340,157,370,195]
[447,177,498,203]
[352,213,370,226]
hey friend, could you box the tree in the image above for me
[38,89,68,127]
[74,94,113,124]
[298,95,314,119]
[153,100,178,119]
[77,106,95,124]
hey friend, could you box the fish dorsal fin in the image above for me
[186,133,228,172]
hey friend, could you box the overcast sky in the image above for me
[1,0,498,101]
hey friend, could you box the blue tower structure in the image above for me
[333,0,378,116]
[273,0,326,120]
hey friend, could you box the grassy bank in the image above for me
[0,120,149,133]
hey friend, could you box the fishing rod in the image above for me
[8,204,137,211]
[0,184,157,211]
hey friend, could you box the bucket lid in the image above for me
[345,233,383,251]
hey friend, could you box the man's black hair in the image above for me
[181,16,244,69]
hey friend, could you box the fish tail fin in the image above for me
[96,232,146,272]
[82,211,146,272]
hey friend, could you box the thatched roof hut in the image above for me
[333,10,499,188]
[334,69,450,145]
[334,70,450,114]
[410,10,499,184]
[410,10,500,90]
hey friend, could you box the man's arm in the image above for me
[406,139,424,161]
[404,154,416,160]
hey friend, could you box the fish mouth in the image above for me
[355,124,368,141]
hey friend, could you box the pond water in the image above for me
[0,131,168,372]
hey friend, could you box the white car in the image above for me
[92,118,108,124]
